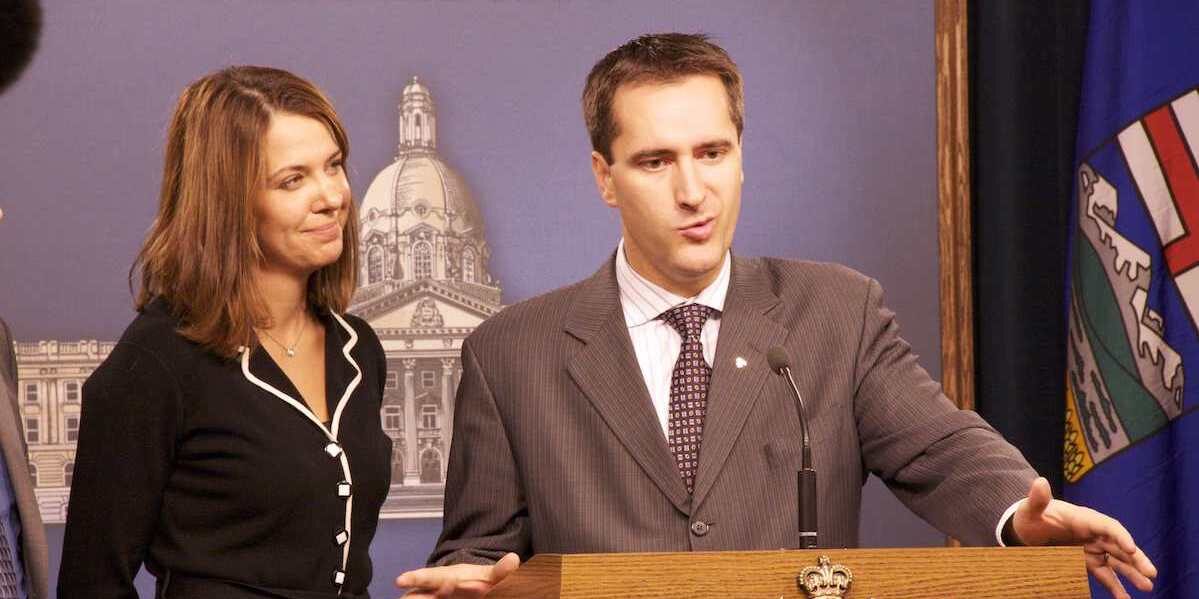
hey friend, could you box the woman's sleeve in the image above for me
[57,343,182,598]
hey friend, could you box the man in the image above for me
[398,33,1157,599]
[0,317,47,599]
[0,2,51,596]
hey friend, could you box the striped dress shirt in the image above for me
[614,240,730,438]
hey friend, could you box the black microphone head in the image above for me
[766,346,790,374]
[0,0,42,94]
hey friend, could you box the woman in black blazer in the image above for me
[58,66,392,598]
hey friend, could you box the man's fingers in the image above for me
[395,568,441,590]
[1079,514,1157,580]
[1086,538,1158,579]
[1108,556,1156,592]
[395,559,518,599]
[1087,556,1131,599]
[1086,542,1136,565]
[1089,520,1158,579]
[455,580,498,597]
[490,553,521,583]
[396,564,495,590]
[1024,477,1052,516]
[1077,510,1138,554]
[435,578,457,598]
[1129,548,1159,579]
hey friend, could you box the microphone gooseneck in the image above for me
[767,346,818,549]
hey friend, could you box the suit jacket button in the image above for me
[690,520,710,536]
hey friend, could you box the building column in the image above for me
[435,235,446,279]
[440,357,456,474]
[402,358,419,485]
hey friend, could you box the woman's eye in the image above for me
[281,175,302,190]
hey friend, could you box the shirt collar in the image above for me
[614,238,730,328]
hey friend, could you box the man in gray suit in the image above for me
[0,1,50,595]
[0,315,50,598]
[398,33,1157,599]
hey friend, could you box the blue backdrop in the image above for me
[0,2,942,596]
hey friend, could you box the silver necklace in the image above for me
[259,311,308,358]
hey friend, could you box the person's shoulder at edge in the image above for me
[85,297,196,395]
[0,318,16,398]
[466,273,595,345]
[0,316,15,377]
[0,315,12,346]
[736,255,876,305]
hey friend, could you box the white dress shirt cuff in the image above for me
[995,498,1026,546]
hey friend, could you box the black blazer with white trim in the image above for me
[58,299,392,598]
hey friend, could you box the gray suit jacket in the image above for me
[0,318,48,598]
[432,256,1036,565]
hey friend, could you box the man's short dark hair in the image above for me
[582,32,744,164]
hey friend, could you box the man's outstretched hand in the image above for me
[1012,477,1157,599]
[396,552,520,599]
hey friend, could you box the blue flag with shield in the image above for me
[1064,2,1199,597]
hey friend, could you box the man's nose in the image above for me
[674,159,705,208]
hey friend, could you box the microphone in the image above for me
[767,347,817,549]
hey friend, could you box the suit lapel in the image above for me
[0,319,48,599]
[564,258,692,514]
[691,257,789,507]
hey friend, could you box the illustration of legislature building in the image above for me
[13,76,501,522]
[351,76,503,517]
[13,339,111,523]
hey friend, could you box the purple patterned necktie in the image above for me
[659,304,716,494]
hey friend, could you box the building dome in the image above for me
[361,75,484,240]
[353,77,498,297]
[360,153,483,239]
[402,77,432,107]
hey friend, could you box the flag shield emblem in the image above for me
[1066,89,1199,483]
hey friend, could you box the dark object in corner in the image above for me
[0,0,42,93]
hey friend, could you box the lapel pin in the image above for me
[735,356,747,369]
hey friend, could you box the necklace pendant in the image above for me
[286,348,296,357]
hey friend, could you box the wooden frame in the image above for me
[936,0,972,548]
[936,0,973,414]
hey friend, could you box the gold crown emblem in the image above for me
[797,555,854,599]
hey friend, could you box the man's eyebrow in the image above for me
[696,139,734,152]
[627,148,676,164]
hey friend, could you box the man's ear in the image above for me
[591,151,618,207]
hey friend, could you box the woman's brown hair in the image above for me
[132,65,359,358]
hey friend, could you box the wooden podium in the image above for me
[486,547,1090,598]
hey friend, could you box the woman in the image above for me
[58,66,392,598]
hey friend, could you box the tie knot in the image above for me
[658,304,715,339]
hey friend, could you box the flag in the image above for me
[1065,2,1199,597]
